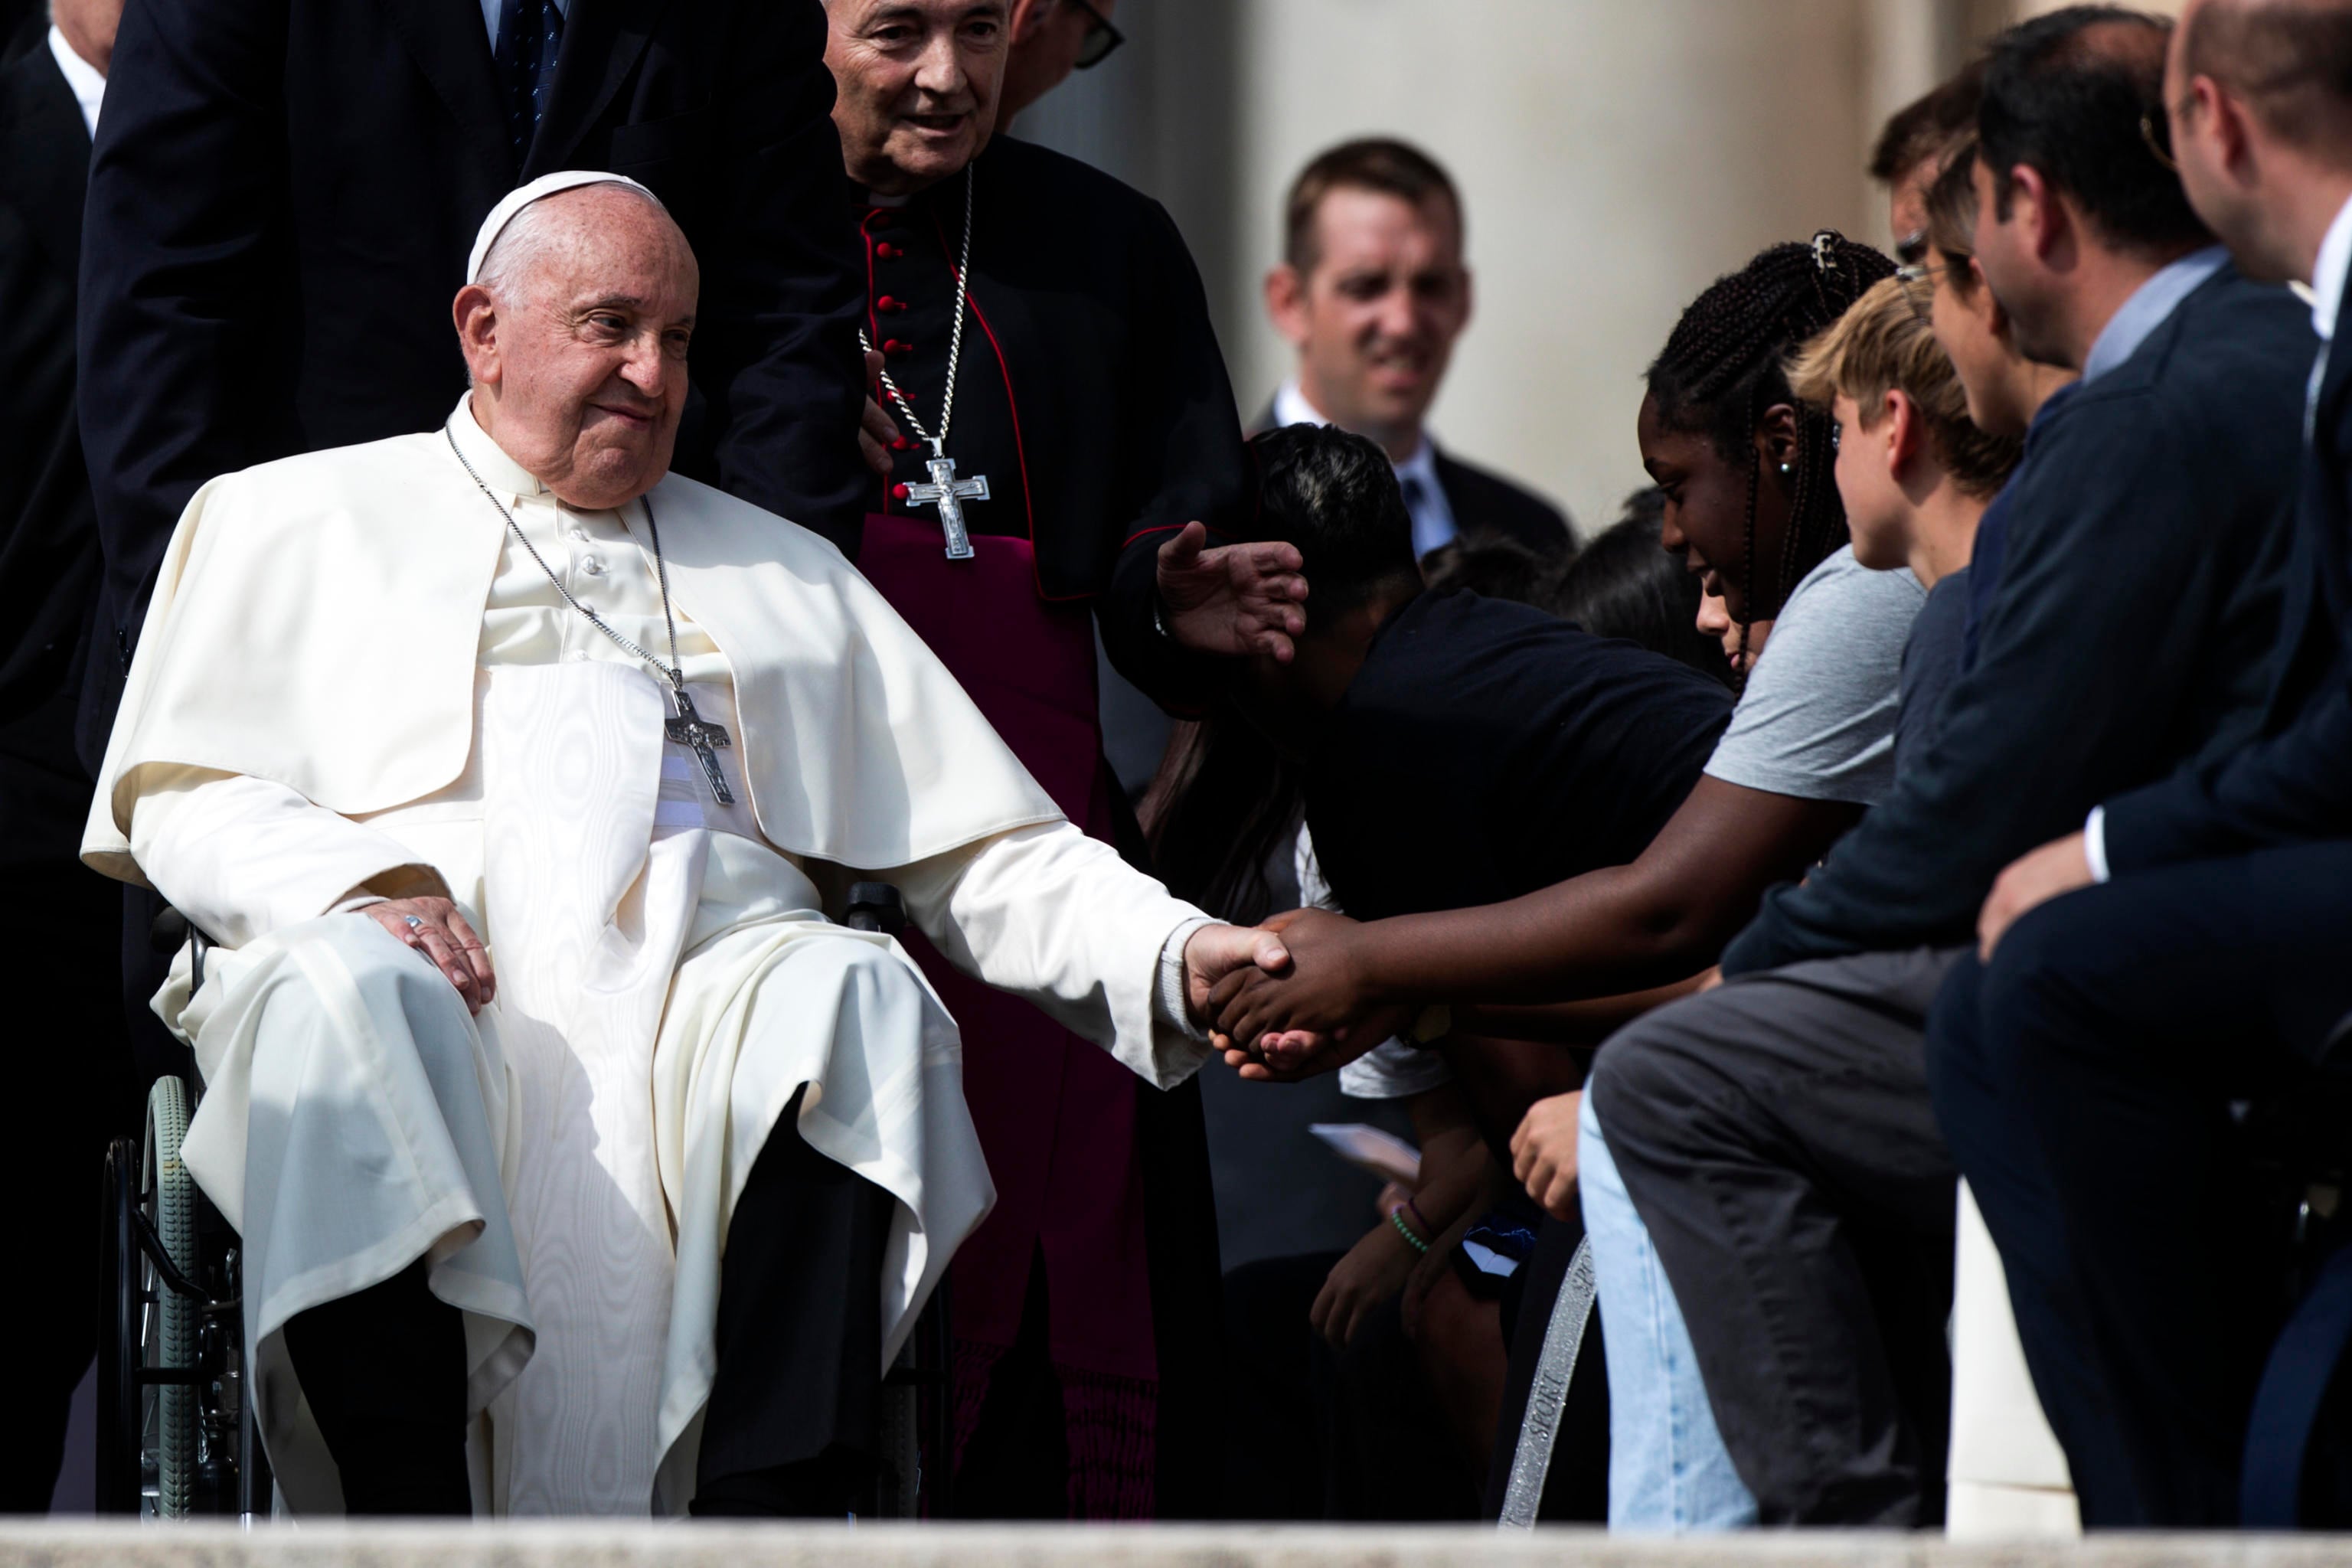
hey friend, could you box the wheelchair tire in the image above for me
[97,1139,139,1514]
[144,1076,200,1518]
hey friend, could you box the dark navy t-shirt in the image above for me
[1304,590,1735,922]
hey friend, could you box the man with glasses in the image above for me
[822,0,1295,1521]
[1000,0,1119,126]
[1869,63,1984,265]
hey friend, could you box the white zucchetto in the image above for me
[466,170,664,284]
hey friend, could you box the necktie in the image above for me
[497,0,564,166]
[2308,337,2332,448]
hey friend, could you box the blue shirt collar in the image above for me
[2079,245,2229,384]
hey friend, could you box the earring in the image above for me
[1778,462,1793,475]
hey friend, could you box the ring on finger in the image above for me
[402,915,426,932]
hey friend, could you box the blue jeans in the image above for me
[1579,1092,1756,1530]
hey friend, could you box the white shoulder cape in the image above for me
[82,431,1063,881]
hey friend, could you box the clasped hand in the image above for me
[1201,908,1406,1080]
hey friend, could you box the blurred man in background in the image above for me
[1262,138,1573,561]
[999,0,1119,127]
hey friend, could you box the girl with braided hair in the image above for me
[1638,231,1893,655]
[1207,234,1945,1526]
[1212,230,1933,1073]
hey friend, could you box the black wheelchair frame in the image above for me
[99,882,953,1521]
[97,911,269,1519]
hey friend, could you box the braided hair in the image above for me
[1645,231,1895,635]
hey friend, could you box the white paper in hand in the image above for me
[1308,1122,1422,1187]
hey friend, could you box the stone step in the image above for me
[5,1524,2352,1567]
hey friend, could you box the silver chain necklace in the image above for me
[861,165,975,449]
[444,426,737,803]
[858,166,989,560]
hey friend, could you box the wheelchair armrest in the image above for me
[844,882,906,936]
[150,906,189,955]
[150,905,215,993]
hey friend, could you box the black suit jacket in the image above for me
[1429,446,1574,558]
[2101,266,2352,870]
[77,0,867,764]
[1722,264,2311,975]
[1250,399,1573,558]
[0,41,96,736]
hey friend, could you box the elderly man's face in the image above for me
[826,0,1010,195]
[457,189,698,511]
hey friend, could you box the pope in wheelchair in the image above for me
[80,172,1280,1518]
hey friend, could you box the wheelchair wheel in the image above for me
[142,1076,201,1518]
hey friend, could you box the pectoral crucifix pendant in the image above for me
[665,686,737,805]
[902,446,988,561]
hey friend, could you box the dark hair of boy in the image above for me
[1557,489,1734,688]
[1420,534,1569,611]
[1246,423,1423,627]
[1978,5,2214,254]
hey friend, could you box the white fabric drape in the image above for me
[107,412,1215,1514]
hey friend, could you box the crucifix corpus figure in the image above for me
[902,445,988,560]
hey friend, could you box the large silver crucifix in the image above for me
[902,443,988,560]
[665,686,737,805]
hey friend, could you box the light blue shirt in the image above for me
[2079,244,2230,384]
[480,0,567,52]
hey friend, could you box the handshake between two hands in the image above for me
[1180,908,1400,1081]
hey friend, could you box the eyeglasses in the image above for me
[2141,89,2200,175]
[1896,261,1949,322]
[1068,0,1125,69]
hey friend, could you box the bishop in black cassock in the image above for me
[826,4,1279,1517]
[854,137,1250,1520]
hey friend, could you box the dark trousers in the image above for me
[1214,1250,1483,1521]
[285,1088,895,1516]
[0,698,135,1511]
[1587,947,1964,1525]
[1926,840,2352,1528]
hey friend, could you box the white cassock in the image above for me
[81,398,1215,1517]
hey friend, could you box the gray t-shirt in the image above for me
[1702,545,1925,805]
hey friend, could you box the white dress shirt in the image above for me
[1272,377,1459,558]
[46,26,104,139]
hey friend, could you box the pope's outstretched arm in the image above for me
[880,822,1286,1089]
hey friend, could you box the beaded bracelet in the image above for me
[1390,1207,1431,1254]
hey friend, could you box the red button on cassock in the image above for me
[875,243,903,260]
[884,338,913,356]
[877,295,906,312]
[892,482,911,501]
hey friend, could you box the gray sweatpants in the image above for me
[1586,947,1967,1526]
